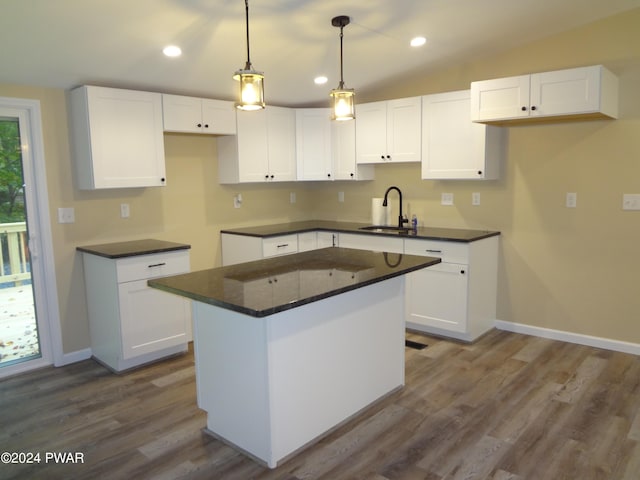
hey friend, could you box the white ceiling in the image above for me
[1,0,638,107]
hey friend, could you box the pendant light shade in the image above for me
[234,0,265,110]
[330,15,355,121]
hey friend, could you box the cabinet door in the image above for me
[267,106,297,181]
[530,66,602,118]
[236,109,270,182]
[422,90,501,180]
[296,109,332,181]
[386,96,421,162]
[332,120,374,180]
[355,101,388,164]
[201,99,237,134]
[337,233,403,254]
[470,75,530,122]
[118,279,189,359]
[71,86,166,189]
[405,263,468,333]
[162,94,203,133]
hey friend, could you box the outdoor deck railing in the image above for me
[0,222,30,286]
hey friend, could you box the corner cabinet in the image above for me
[81,248,191,372]
[295,109,374,181]
[356,96,422,164]
[421,90,505,180]
[69,85,167,189]
[218,106,296,183]
[470,65,618,123]
[162,94,236,135]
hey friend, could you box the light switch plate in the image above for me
[57,207,75,224]
[472,192,481,206]
[623,194,640,210]
[566,192,577,208]
[441,193,454,206]
[290,192,296,204]
[120,203,130,218]
[338,191,345,203]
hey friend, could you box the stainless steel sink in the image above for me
[358,225,412,234]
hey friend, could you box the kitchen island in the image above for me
[149,247,440,468]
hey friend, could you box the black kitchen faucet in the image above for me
[382,186,408,229]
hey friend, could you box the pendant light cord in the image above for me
[338,26,345,89]
[244,0,251,69]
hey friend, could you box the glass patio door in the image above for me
[0,115,41,367]
[0,101,56,377]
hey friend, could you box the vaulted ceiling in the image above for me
[1,0,638,107]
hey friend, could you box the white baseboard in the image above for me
[495,320,640,356]
[54,348,92,367]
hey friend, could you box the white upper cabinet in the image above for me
[422,90,504,180]
[162,94,236,135]
[218,106,296,183]
[295,108,374,181]
[69,85,166,189]
[471,65,618,123]
[356,96,422,164]
[296,109,332,181]
[331,119,374,180]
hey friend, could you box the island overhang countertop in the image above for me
[148,247,441,317]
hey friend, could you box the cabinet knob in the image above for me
[270,175,275,179]
[327,173,331,178]
[386,155,391,159]
[380,155,385,160]
[521,106,527,111]
[160,177,166,183]
[477,170,482,176]
[350,173,354,178]
[265,175,269,179]
[204,124,209,128]
[531,106,537,111]
[197,123,202,127]
[460,269,466,274]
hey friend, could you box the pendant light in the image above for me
[330,15,355,121]
[233,0,265,110]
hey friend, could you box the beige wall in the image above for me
[1,8,639,356]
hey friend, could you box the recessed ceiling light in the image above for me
[410,36,427,47]
[314,76,328,85]
[163,45,182,57]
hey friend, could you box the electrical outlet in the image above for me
[290,192,296,204]
[338,191,345,203]
[57,207,75,224]
[441,193,454,206]
[120,203,130,218]
[233,193,242,209]
[566,192,577,208]
[622,193,640,210]
[472,192,481,206]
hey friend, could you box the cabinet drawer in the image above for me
[116,250,190,283]
[404,239,468,264]
[262,234,298,258]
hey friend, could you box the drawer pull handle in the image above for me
[426,249,442,254]
[276,244,289,248]
[147,262,166,268]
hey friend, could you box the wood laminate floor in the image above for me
[1,329,639,479]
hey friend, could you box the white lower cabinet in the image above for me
[404,236,498,342]
[82,250,191,372]
[221,232,338,266]
[220,230,499,342]
[336,233,404,254]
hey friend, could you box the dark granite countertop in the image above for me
[220,220,499,243]
[148,247,440,317]
[77,239,191,259]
